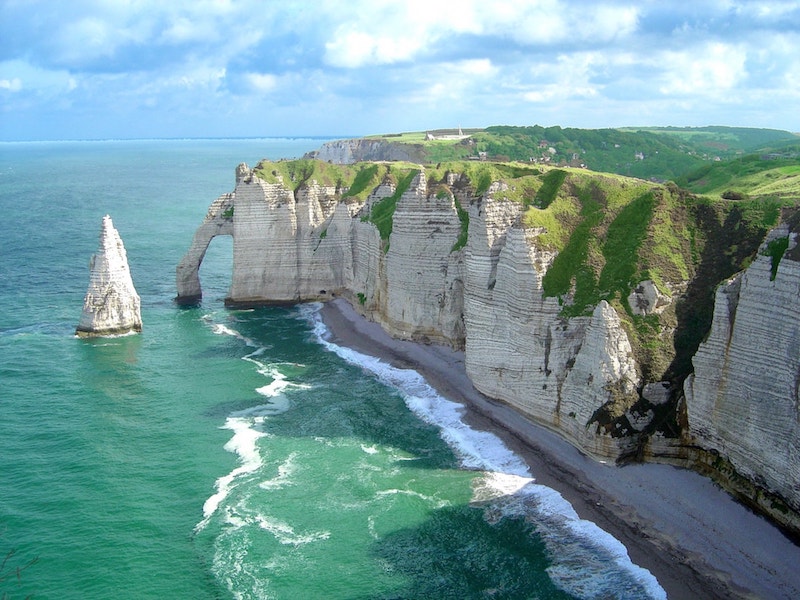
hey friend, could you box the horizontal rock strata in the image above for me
[178,164,648,460]
[685,226,800,523]
[77,215,142,337]
[177,161,800,534]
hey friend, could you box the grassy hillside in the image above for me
[621,126,798,156]
[250,157,796,391]
[675,153,800,201]
[361,125,799,183]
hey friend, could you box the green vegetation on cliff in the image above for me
[364,125,798,183]
[249,156,798,389]
[364,167,419,243]
[253,158,359,190]
[530,173,686,325]
[452,200,470,252]
[763,235,790,281]
[343,163,382,200]
[675,153,800,201]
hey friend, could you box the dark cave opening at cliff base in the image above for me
[198,235,233,306]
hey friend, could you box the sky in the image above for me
[1,0,799,141]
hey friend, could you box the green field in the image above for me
[360,125,800,183]
[676,154,800,201]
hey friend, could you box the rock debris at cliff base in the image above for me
[176,158,800,536]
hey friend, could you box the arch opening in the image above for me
[198,234,233,305]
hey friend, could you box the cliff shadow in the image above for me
[359,503,572,600]
[665,202,771,384]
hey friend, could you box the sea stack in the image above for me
[76,215,142,337]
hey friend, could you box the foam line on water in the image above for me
[254,514,330,546]
[196,316,306,532]
[259,452,299,490]
[375,488,451,510]
[218,497,330,548]
[300,303,666,600]
[196,416,267,532]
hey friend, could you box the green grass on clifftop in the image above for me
[242,155,799,387]
[253,159,360,190]
[362,125,799,183]
[366,168,419,243]
[676,154,800,201]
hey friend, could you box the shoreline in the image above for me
[319,298,800,600]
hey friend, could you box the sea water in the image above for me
[0,140,665,599]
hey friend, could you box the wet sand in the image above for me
[320,298,800,600]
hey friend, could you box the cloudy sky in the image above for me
[1,0,799,141]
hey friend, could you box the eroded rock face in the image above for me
[628,280,671,316]
[464,210,640,458]
[176,191,234,303]
[178,162,800,532]
[77,215,142,337]
[685,226,800,514]
[382,172,465,344]
[179,165,644,459]
[226,171,358,304]
[305,139,424,164]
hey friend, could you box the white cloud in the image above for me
[410,59,497,104]
[580,5,639,41]
[159,17,215,44]
[320,1,641,68]
[0,60,76,95]
[464,1,640,45]
[2,0,800,138]
[323,16,432,68]
[151,65,227,92]
[0,78,23,92]
[518,52,603,103]
[458,59,495,76]
[658,42,747,96]
[245,72,278,93]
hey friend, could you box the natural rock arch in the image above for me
[175,192,234,304]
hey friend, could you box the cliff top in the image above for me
[313,125,800,182]
[245,156,799,387]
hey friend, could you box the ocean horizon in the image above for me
[0,139,664,599]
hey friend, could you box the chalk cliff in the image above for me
[684,225,800,524]
[305,138,425,164]
[77,215,142,337]
[178,162,656,459]
[177,159,800,533]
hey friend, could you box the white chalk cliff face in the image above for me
[177,162,800,531]
[463,198,640,458]
[77,215,142,337]
[685,225,800,515]
[177,165,641,459]
[305,138,424,164]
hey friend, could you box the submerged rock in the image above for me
[76,215,142,337]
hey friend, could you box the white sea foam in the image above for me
[255,514,330,546]
[301,303,667,600]
[202,314,272,352]
[217,494,330,547]
[259,452,299,490]
[196,318,307,533]
[196,416,267,532]
[375,488,451,510]
[360,443,379,455]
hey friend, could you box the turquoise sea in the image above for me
[0,140,665,599]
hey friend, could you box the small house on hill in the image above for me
[425,127,471,141]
